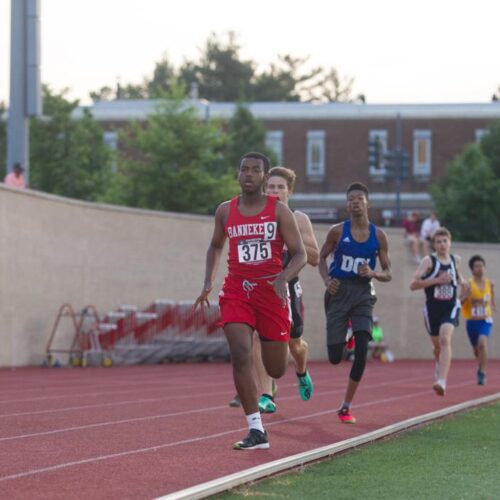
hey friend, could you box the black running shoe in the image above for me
[477,370,487,385]
[233,429,269,450]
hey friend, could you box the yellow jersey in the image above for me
[462,278,493,320]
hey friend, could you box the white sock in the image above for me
[434,362,440,381]
[341,400,351,409]
[246,412,264,433]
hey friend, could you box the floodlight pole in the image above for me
[6,0,42,184]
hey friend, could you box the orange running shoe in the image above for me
[338,406,356,424]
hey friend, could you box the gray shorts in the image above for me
[324,279,377,345]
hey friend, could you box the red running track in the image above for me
[0,359,499,499]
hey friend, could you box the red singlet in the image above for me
[219,195,290,341]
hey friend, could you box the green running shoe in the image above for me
[258,394,277,413]
[297,370,313,401]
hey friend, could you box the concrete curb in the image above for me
[158,392,500,499]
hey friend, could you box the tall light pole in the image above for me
[6,0,42,184]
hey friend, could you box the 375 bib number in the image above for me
[238,241,271,263]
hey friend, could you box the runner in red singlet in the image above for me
[194,152,306,450]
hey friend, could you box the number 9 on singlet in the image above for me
[238,240,271,263]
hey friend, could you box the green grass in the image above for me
[219,402,500,499]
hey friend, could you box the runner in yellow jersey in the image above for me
[460,255,496,385]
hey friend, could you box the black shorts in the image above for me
[288,278,305,339]
[424,301,460,336]
[324,279,377,345]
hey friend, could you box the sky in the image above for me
[1,0,499,106]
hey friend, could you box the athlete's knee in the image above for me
[350,331,370,382]
[439,335,452,348]
[328,344,344,365]
[265,362,287,379]
[477,339,487,352]
[228,343,252,370]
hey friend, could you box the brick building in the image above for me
[77,100,500,224]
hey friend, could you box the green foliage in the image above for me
[480,120,500,177]
[251,55,321,102]
[90,32,357,103]
[430,144,500,242]
[221,403,500,499]
[146,56,176,98]
[29,86,113,200]
[106,88,239,213]
[224,104,277,168]
[179,32,255,102]
[308,67,355,102]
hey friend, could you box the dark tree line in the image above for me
[90,32,362,104]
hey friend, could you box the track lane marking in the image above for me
[1,382,497,483]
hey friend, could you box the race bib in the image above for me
[434,285,454,300]
[238,240,271,263]
[471,306,486,318]
[263,222,277,241]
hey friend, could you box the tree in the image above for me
[107,85,239,213]
[430,144,500,242]
[252,55,322,102]
[479,120,500,177]
[30,86,114,201]
[90,82,147,102]
[146,55,177,98]
[306,67,355,102]
[224,104,277,168]
[179,32,255,102]
[89,32,361,104]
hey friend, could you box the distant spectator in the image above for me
[403,211,421,263]
[4,163,27,189]
[420,211,440,255]
[369,316,393,361]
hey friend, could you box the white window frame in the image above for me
[368,129,388,176]
[413,130,432,177]
[265,130,284,165]
[475,129,489,143]
[306,130,326,179]
[103,131,118,172]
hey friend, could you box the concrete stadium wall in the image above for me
[1,185,498,366]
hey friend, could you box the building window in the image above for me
[368,129,388,175]
[475,129,489,143]
[413,130,432,176]
[306,130,325,179]
[103,131,118,172]
[265,131,284,165]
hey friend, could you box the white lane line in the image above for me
[0,370,427,418]
[0,378,235,405]
[0,372,233,396]
[0,375,484,445]
[0,363,432,403]
[0,373,426,426]
[1,384,498,484]
[158,392,500,500]
[0,405,225,442]
[0,380,300,418]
